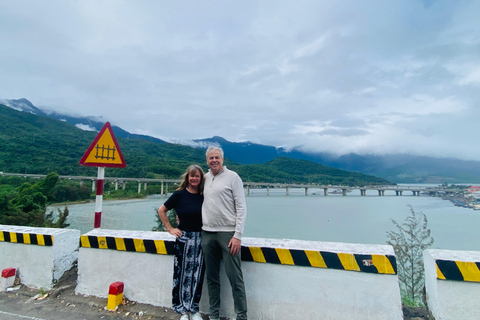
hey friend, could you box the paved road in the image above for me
[0,286,177,320]
[0,310,48,320]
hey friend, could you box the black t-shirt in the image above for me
[163,189,203,232]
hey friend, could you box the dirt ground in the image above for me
[403,305,431,320]
[0,266,430,320]
[0,266,209,320]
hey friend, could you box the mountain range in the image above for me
[2,98,480,184]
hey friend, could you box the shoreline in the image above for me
[49,195,156,207]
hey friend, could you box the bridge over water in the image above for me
[1,172,457,196]
[244,182,430,196]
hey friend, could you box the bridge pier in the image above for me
[395,190,403,196]
[305,187,308,196]
[286,186,289,196]
[342,188,347,196]
[360,189,366,196]
[246,185,250,196]
[324,188,328,196]
[378,190,384,196]
[267,186,270,196]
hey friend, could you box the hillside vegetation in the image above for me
[233,157,389,185]
[0,104,390,186]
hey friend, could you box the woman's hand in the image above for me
[167,227,183,238]
[158,205,181,237]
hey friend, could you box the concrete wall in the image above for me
[77,229,403,320]
[424,249,480,320]
[0,225,80,290]
[76,229,175,306]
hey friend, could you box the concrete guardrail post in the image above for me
[0,225,80,290]
[424,249,480,320]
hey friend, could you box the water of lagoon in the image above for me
[51,187,480,251]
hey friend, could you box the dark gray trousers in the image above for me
[201,231,247,320]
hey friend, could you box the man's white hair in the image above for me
[206,146,224,158]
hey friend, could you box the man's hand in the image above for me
[228,237,241,255]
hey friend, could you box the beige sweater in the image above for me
[201,167,247,239]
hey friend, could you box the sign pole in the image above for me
[79,122,126,230]
[94,166,105,228]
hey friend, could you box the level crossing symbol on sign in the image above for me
[79,122,126,168]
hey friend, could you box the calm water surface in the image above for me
[52,187,480,251]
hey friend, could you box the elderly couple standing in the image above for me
[158,146,248,320]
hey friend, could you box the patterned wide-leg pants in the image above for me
[172,231,205,314]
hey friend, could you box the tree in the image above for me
[44,206,70,228]
[386,205,434,306]
[0,172,70,228]
[152,207,178,231]
[0,193,30,225]
[11,172,59,212]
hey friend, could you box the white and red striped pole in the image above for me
[94,167,105,228]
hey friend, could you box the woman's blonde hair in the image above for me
[177,164,205,195]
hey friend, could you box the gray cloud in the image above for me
[1,0,480,160]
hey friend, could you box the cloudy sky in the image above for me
[1,1,479,160]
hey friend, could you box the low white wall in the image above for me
[76,229,175,306]
[0,225,80,290]
[424,249,480,320]
[77,229,403,320]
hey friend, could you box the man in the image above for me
[202,146,247,320]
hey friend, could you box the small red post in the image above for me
[0,268,16,291]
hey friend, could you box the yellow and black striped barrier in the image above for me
[436,259,480,282]
[80,235,396,275]
[241,246,396,275]
[80,235,176,255]
[0,231,53,246]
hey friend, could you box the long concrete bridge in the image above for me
[0,172,178,195]
[1,172,456,196]
[243,182,433,196]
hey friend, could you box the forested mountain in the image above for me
[0,104,204,179]
[233,157,388,185]
[0,98,167,144]
[194,136,480,184]
[0,104,389,186]
[4,98,480,183]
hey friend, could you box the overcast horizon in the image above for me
[1,1,479,160]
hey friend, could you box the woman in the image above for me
[157,164,205,320]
